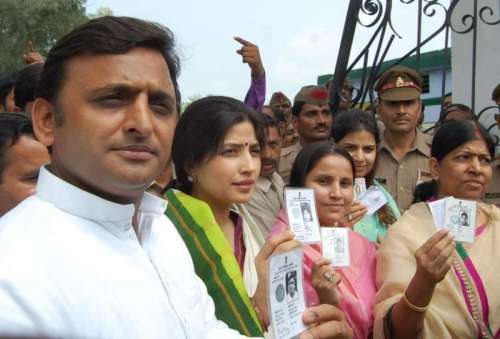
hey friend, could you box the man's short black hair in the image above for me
[0,72,18,111]
[14,63,44,111]
[291,101,304,117]
[36,16,182,121]
[261,114,281,136]
[0,113,35,182]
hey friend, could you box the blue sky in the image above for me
[86,0,448,104]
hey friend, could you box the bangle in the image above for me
[402,291,429,313]
[250,297,269,332]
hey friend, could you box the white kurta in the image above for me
[0,167,253,339]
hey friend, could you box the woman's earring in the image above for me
[187,176,193,183]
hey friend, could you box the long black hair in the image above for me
[289,141,355,188]
[413,120,495,203]
[331,109,396,226]
[331,109,380,185]
[169,96,265,193]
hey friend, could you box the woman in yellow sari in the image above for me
[374,120,499,338]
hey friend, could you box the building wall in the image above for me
[422,68,453,122]
[451,0,500,153]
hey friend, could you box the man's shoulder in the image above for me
[414,130,432,157]
[280,142,302,158]
[0,195,54,232]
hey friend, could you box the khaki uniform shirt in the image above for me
[485,160,500,207]
[375,130,432,211]
[244,172,284,236]
[278,142,302,184]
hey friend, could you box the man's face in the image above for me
[295,103,332,143]
[271,101,291,115]
[0,135,50,216]
[378,99,421,134]
[34,47,177,203]
[260,126,282,178]
[271,100,292,123]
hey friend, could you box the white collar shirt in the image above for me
[0,167,253,338]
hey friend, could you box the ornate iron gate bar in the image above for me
[329,0,500,145]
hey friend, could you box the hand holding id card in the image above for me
[321,227,350,267]
[285,188,321,243]
[427,197,476,243]
[357,186,388,215]
[268,248,307,339]
[353,178,367,200]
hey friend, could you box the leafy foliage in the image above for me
[0,0,90,75]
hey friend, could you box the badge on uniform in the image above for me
[284,188,321,243]
[268,248,307,339]
[321,227,350,267]
[428,197,476,243]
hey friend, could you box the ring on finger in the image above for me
[347,214,352,221]
[323,271,335,283]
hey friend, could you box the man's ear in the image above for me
[292,115,298,129]
[429,157,440,181]
[31,97,57,147]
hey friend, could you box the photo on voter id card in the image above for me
[443,198,476,243]
[353,178,367,200]
[284,188,321,243]
[321,227,350,267]
[268,248,307,339]
[357,186,388,215]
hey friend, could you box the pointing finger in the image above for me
[233,36,255,47]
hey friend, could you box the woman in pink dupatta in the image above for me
[271,141,377,339]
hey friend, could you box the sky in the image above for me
[86,0,449,104]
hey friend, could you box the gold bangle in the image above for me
[402,291,429,313]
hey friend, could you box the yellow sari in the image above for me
[374,202,500,338]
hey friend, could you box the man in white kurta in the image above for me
[0,167,248,338]
[0,16,253,339]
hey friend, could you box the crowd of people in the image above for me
[0,15,498,339]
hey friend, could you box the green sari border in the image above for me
[164,189,263,336]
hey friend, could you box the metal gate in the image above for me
[329,0,500,144]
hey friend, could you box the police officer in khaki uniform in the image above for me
[278,85,332,183]
[245,115,284,235]
[374,65,433,211]
[269,91,292,122]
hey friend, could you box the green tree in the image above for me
[87,6,113,19]
[0,0,87,74]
